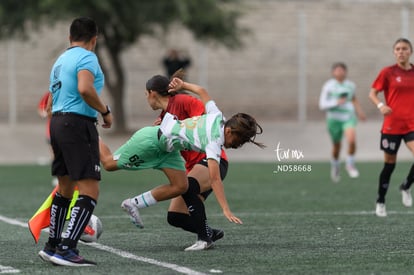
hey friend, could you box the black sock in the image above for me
[181,177,212,242]
[402,164,414,190]
[61,195,96,250]
[48,192,71,247]
[377,163,396,203]
[167,212,197,233]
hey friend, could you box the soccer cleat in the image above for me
[400,184,412,207]
[330,165,340,183]
[184,240,214,251]
[38,242,56,263]
[121,198,144,229]
[50,247,96,267]
[211,229,224,242]
[375,203,387,217]
[346,164,359,178]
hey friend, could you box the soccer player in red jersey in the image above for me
[369,38,414,217]
[146,72,229,251]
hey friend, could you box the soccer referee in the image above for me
[38,17,112,266]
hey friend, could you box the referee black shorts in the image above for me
[50,113,101,181]
[197,157,229,200]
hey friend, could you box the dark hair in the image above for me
[332,62,347,71]
[393,38,413,52]
[146,69,186,97]
[224,113,265,148]
[70,17,98,43]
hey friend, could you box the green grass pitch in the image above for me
[1,162,414,274]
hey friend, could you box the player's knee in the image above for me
[167,211,181,228]
[175,184,188,196]
[185,177,201,195]
[171,180,188,195]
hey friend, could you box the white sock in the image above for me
[347,155,355,166]
[131,191,157,209]
[331,159,340,168]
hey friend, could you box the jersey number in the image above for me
[129,154,145,167]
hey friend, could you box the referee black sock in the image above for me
[182,177,212,242]
[61,195,96,250]
[48,192,71,248]
[401,163,414,190]
[377,162,396,203]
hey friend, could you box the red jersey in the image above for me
[372,64,414,134]
[159,94,228,172]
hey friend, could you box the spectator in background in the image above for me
[162,49,191,78]
[319,62,366,183]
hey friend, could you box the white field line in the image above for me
[101,210,414,220]
[0,265,20,274]
[0,215,207,275]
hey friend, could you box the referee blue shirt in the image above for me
[49,46,104,118]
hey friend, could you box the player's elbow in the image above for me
[319,102,328,111]
[368,89,377,101]
[100,158,118,171]
[78,86,91,97]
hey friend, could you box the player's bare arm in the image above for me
[169,77,211,104]
[369,87,392,116]
[352,96,366,121]
[207,159,243,224]
[78,70,113,128]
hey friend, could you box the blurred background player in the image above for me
[319,62,366,182]
[37,91,58,186]
[162,49,191,79]
[369,38,414,217]
[146,71,228,249]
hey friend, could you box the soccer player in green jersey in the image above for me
[99,77,264,250]
[319,62,366,182]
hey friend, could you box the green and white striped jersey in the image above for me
[319,79,356,121]
[160,100,225,162]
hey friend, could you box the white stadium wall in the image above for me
[0,0,413,126]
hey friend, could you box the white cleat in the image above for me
[346,164,359,178]
[184,240,214,252]
[400,186,412,207]
[331,165,340,183]
[375,203,387,217]
[121,198,144,228]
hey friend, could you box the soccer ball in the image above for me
[80,214,103,243]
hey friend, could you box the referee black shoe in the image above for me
[50,246,96,267]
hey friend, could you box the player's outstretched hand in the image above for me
[223,209,243,224]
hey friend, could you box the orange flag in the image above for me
[28,186,79,243]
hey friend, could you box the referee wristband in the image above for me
[377,102,384,109]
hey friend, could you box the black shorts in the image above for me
[50,113,101,181]
[380,132,414,155]
[197,158,229,200]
